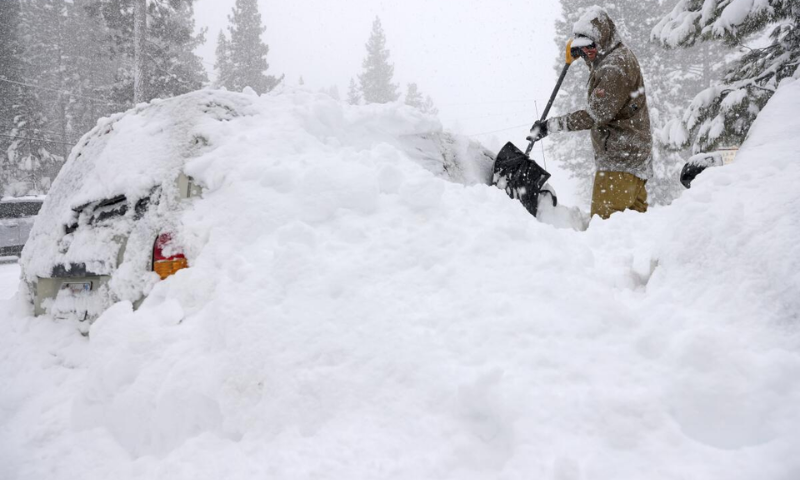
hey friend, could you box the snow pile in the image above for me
[2,82,800,480]
[20,89,496,314]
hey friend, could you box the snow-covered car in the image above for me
[20,89,497,323]
[0,197,44,257]
[680,147,738,188]
[19,92,229,321]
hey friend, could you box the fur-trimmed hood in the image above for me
[572,6,622,54]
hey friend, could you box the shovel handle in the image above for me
[526,62,571,156]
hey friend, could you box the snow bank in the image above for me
[1,82,799,480]
[20,88,495,313]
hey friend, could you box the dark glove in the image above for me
[526,120,549,142]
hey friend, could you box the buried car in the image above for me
[680,147,738,188]
[19,88,498,323]
[19,91,249,322]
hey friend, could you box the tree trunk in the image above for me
[133,0,146,103]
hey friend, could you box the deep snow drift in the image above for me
[1,82,799,480]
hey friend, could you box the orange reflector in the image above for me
[154,257,188,280]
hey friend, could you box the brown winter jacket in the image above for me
[549,10,653,180]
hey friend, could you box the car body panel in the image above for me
[34,275,112,318]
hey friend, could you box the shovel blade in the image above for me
[492,142,551,216]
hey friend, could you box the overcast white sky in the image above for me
[192,1,582,201]
[194,0,564,148]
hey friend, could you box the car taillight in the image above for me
[153,233,188,280]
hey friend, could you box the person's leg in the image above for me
[630,176,648,213]
[590,171,648,219]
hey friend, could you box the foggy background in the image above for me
[194,0,561,151]
[2,0,749,208]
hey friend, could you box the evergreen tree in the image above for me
[405,83,423,108]
[421,95,439,116]
[323,85,340,100]
[214,31,233,89]
[404,83,439,115]
[0,0,25,168]
[64,0,121,136]
[347,77,361,105]
[358,17,399,104]
[133,0,145,102]
[146,0,207,99]
[225,0,282,94]
[24,0,69,142]
[653,0,800,153]
[1,0,62,196]
[89,0,208,105]
[1,0,209,195]
[329,85,340,100]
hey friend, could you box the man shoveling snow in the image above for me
[529,7,653,220]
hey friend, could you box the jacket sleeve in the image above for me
[549,61,637,132]
[549,110,595,132]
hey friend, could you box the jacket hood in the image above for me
[573,6,621,52]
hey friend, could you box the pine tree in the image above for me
[138,0,207,101]
[326,85,340,100]
[405,83,439,115]
[1,0,210,195]
[653,0,800,153]
[0,2,21,155]
[358,17,399,104]
[405,83,423,108]
[1,0,63,196]
[89,0,208,105]
[133,0,145,103]
[0,0,37,196]
[0,0,25,162]
[214,31,233,89]
[347,77,361,105]
[25,0,70,143]
[64,0,121,136]
[225,0,282,94]
[421,95,439,116]
[1,0,128,196]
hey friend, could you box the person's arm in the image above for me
[549,110,594,132]
[548,62,635,133]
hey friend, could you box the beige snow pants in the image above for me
[590,171,648,220]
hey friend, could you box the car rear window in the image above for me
[0,200,43,219]
[89,195,128,224]
[65,188,158,234]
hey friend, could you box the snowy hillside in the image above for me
[1,82,799,480]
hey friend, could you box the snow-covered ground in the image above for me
[0,261,20,300]
[1,81,799,480]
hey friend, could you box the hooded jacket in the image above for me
[550,8,653,179]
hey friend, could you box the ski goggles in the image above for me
[570,36,597,58]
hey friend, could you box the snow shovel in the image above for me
[492,41,577,217]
